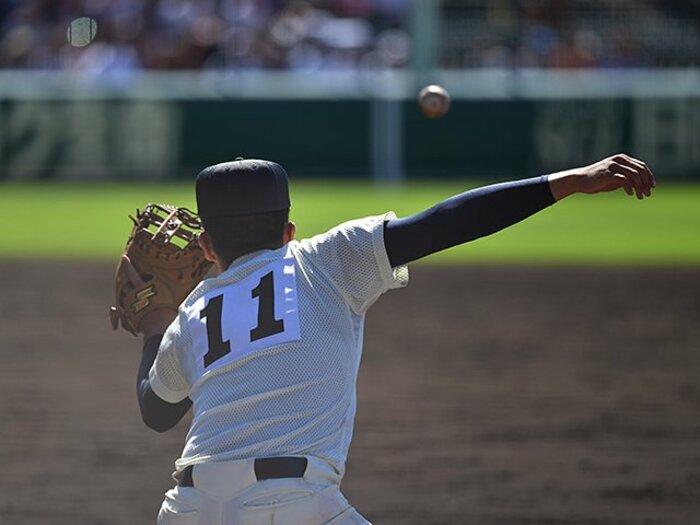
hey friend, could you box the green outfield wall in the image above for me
[0,72,697,180]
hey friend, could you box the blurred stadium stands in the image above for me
[0,0,409,71]
[0,0,697,72]
[0,1,697,181]
[441,0,700,69]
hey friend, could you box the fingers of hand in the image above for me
[611,173,634,196]
[612,155,655,198]
[121,255,146,287]
[610,162,644,199]
[621,154,657,189]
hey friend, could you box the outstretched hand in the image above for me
[121,255,176,338]
[548,154,656,201]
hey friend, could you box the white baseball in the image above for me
[418,85,451,119]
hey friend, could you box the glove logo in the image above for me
[132,285,157,313]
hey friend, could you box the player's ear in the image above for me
[284,222,296,243]
[198,231,218,263]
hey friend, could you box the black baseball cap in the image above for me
[196,158,290,223]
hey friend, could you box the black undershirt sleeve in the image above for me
[384,175,556,267]
[137,335,192,432]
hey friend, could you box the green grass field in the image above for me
[1,180,698,265]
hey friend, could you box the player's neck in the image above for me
[221,242,287,270]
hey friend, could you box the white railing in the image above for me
[0,69,697,99]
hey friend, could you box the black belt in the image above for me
[178,457,308,487]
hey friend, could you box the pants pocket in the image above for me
[157,488,200,525]
[241,488,315,509]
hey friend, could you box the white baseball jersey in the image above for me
[149,213,409,476]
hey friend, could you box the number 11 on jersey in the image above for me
[191,257,301,374]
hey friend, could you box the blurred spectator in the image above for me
[0,0,697,71]
[0,0,411,71]
[443,0,699,69]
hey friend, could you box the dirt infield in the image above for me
[1,262,699,525]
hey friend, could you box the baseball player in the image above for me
[126,154,654,524]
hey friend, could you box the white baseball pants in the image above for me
[156,457,371,525]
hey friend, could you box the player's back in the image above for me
[151,215,408,476]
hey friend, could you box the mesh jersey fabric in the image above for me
[149,213,409,476]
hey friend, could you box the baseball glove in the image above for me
[109,203,212,336]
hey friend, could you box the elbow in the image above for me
[138,380,177,432]
[138,390,190,432]
[137,381,191,432]
[141,411,178,433]
[138,393,179,433]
